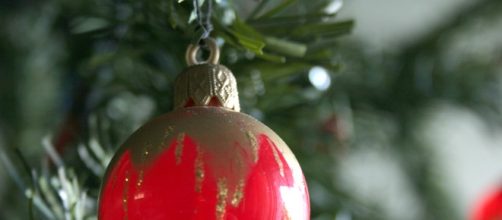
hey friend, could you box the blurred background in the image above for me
[1,0,502,219]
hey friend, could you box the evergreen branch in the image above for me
[264,37,307,57]
[249,12,336,27]
[256,0,297,19]
[248,0,270,20]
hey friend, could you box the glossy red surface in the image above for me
[99,133,309,220]
[472,187,502,220]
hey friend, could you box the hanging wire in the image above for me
[193,0,213,44]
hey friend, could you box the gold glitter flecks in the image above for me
[175,133,185,165]
[137,170,144,187]
[122,171,130,217]
[137,145,150,188]
[164,126,174,138]
[161,126,175,148]
[245,131,259,163]
[194,147,205,193]
[142,142,152,158]
[271,144,285,177]
[216,178,229,220]
[230,178,245,207]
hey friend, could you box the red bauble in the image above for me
[99,107,310,220]
[99,39,309,219]
[472,186,502,220]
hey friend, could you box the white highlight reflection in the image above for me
[309,66,331,91]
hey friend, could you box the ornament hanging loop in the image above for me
[185,38,220,66]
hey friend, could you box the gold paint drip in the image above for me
[271,143,285,177]
[122,171,129,217]
[216,178,229,220]
[245,131,259,163]
[175,133,185,165]
[162,126,175,147]
[165,126,174,137]
[137,144,150,188]
[194,146,205,193]
[137,171,144,187]
[230,178,245,207]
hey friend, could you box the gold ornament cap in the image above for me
[174,38,240,111]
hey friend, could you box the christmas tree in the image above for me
[1,0,502,219]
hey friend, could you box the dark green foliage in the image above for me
[1,0,502,219]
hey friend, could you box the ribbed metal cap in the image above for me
[173,63,240,111]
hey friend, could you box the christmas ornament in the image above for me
[98,38,310,220]
[471,185,502,220]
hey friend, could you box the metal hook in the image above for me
[185,38,220,66]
